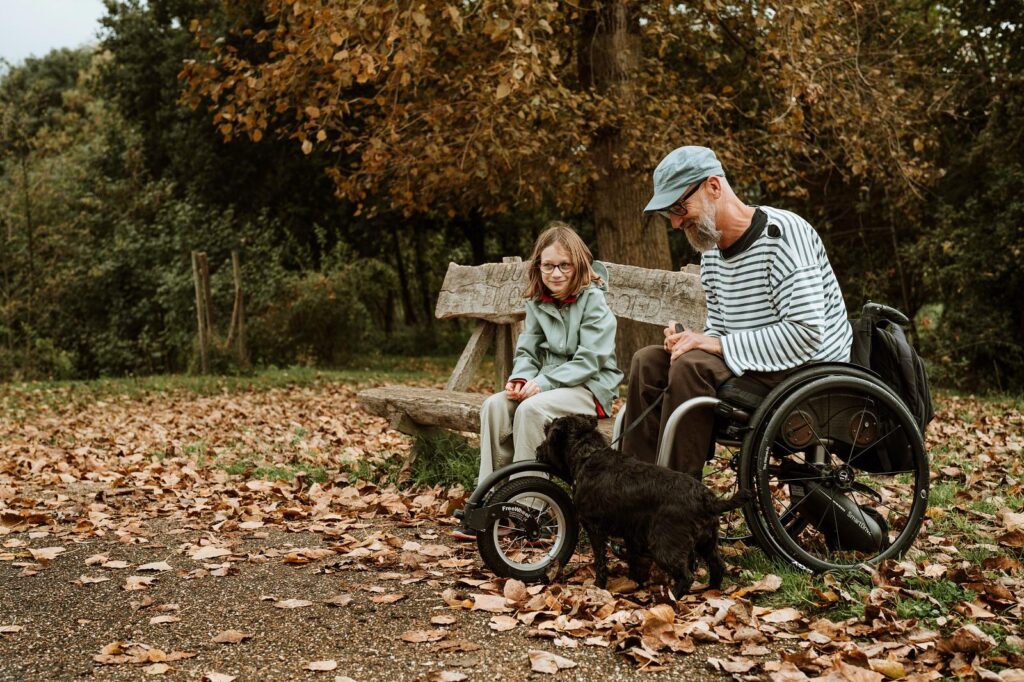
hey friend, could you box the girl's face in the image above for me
[539,242,575,300]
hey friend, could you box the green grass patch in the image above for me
[0,355,462,408]
[404,431,480,490]
[220,457,328,485]
[732,550,832,608]
[893,578,974,621]
[928,481,958,508]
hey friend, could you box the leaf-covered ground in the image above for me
[1,362,1023,681]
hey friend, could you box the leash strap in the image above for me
[608,385,670,449]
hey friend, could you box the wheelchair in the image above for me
[458,308,930,581]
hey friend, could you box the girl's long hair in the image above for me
[523,222,601,300]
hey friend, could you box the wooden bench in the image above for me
[357,258,708,442]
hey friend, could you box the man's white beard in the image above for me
[685,195,722,252]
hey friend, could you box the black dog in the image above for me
[536,414,752,598]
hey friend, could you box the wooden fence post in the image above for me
[191,251,209,373]
[225,250,248,368]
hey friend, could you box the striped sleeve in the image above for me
[718,209,851,374]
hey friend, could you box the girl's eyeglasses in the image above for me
[539,262,575,274]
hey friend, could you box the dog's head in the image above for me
[536,414,600,481]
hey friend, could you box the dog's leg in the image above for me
[672,562,695,599]
[650,517,695,599]
[624,537,650,585]
[701,526,726,590]
[585,524,610,589]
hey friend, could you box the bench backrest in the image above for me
[435,260,708,332]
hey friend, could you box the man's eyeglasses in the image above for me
[656,178,706,219]
[539,262,575,275]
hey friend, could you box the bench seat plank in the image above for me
[359,386,487,433]
[359,386,615,441]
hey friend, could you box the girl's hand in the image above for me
[518,380,542,399]
[505,376,528,399]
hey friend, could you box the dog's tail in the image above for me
[710,488,754,515]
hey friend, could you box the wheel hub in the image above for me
[832,465,855,490]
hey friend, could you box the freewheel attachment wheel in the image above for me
[476,476,578,582]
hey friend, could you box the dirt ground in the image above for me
[1,509,743,682]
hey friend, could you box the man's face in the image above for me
[668,186,721,252]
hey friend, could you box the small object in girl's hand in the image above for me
[674,322,685,334]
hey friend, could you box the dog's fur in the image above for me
[536,414,752,597]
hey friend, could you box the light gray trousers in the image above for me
[477,386,598,484]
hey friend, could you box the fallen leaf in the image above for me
[76,574,110,584]
[760,607,803,623]
[29,546,65,562]
[529,649,577,674]
[137,561,172,572]
[149,615,180,625]
[489,615,518,632]
[144,663,171,675]
[503,579,528,603]
[273,599,313,609]
[124,576,156,591]
[323,594,353,607]
[190,546,231,561]
[709,656,757,674]
[430,615,457,625]
[401,629,448,643]
[203,674,237,682]
[212,630,251,644]
[0,625,24,634]
[303,659,337,671]
[471,594,510,613]
[869,658,906,679]
[426,673,467,682]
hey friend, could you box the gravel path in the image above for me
[1,518,739,682]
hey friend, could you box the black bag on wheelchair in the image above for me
[850,302,934,435]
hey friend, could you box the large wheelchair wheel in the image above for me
[740,375,929,572]
[476,476,579,582]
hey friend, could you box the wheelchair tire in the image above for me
[476,476,579,582]
[740,375,929,573]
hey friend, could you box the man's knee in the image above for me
[668,350,727,391]
[630,345,667,376]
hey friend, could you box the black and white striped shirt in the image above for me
[701,206,853,375]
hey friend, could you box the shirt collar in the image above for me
[539,293,578,305]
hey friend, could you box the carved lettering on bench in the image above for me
[435,261,707,330]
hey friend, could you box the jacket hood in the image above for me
[591,260,610,292]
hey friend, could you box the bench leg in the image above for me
[388,412,448,440]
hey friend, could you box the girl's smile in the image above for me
[539,243,575,300]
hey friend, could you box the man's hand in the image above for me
[506,380,541,401]
[663,321,723,362]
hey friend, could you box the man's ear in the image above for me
[705,175,723,200]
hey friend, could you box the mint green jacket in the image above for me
[509,261,623,414]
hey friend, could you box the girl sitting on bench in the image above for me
[454,222,622,539]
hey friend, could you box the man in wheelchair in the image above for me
[624,145,854,478]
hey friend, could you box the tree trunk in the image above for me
[413,223,434,329]
[390,224,418,326]
[459,210,487,265]
[581,0,672,372]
